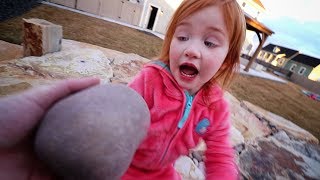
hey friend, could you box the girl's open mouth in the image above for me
[179,63,199,78]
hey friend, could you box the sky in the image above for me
[258,0,320,58]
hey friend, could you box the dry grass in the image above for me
[0,4,319,140]
[0,4,163,59]
[229,75,320,140]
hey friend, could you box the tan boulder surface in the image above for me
[0,40,23,62]
[242,100,319,144]
[1,40,319,179]
[0,39,148,96]
[225,92,271,144]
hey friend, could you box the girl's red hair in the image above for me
[158,0,246,89]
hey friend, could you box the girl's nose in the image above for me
[184,44,201,59]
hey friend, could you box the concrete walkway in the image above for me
[240,64,287,83]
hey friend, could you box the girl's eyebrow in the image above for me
[176,22,191,28]
[177,22,226,38]
[207,26,227,38]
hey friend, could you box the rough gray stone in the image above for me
[35,84,150,180]
[238,131,320,179]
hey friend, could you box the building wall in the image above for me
[284,61,313,77]
[289,73,320,94]
[99,0,143,26]
[236,0,265,20]
[140,0,175,34]
[242,30,257,56]
[99,0,121,19]
[258,50,275,62]
[237,0,267,59]
[50,0,143,26]
[257,50,290,67]
[309,65,320,81]
[49,0,76,8]
[77,0,100,15]
[258,60,320,94]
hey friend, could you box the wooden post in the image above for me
[244,33,268,72]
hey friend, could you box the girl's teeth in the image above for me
[181,71,196,77]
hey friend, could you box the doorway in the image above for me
[147,6,158,30]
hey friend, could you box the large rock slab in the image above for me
[0,46,113,96]
[0,40,23,62]
[109,53,149,84]
[174,156,205,180]
[225,92,272,145]
[0,39,148,96]
[0,40,144,96]
[241,101,319,144]
[238,131,320,179]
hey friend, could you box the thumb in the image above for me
[0,77,100,148]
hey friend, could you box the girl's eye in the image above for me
[177,36,189,41]
[204,41,216,48]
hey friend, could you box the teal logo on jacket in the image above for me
[196,118,210,135]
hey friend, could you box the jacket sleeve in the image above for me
[203,99,238,180]
[128,68,147,98]
[127,66,156,108]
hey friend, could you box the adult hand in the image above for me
[0,77,100,180]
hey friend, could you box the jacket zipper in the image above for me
[159,91,194,164]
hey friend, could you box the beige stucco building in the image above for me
[49,0,184,34]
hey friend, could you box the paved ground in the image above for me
[239,64,287,83]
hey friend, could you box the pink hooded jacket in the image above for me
[122,61,237,179]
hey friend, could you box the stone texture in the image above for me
[23,18,62,56]
[241,100,319,144]
[238,131,320,179]
[0,39,114,96]
[0,40,23,62]
[35,84,150,179]
[230,125,245,145]
[109,53,149,84]
[1,39,319,180]
[225,92,272,143]
[174,156,205,180]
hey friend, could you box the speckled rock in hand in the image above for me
[34,84,150,180]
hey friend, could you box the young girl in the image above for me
[123,0,246,179]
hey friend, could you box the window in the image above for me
[246,44,253,51]
[290,64,297,71]
[298,67,306,75]
[278,58,285,65]
[268,55,274,62]
[259,51,265,59]
[273,46,280,53]
[265,53,270,59]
